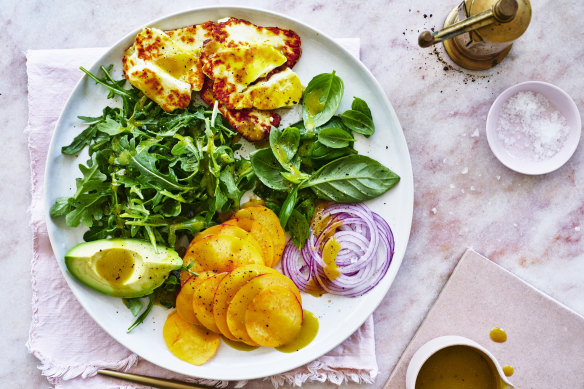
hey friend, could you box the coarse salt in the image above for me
[496,91,569,160]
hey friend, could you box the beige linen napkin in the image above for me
[26,39,380,389]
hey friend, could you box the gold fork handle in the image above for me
[98,369,213,389]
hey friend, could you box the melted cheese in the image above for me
[124,28,203,90]
[203,43,291,110]
[123,26,212,111]
[202,18,303,111]
[165,22,214,53]
[125,61,192,112]
[230,67,303,110]
[213,17,302,67]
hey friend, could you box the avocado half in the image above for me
[65,239,182,298]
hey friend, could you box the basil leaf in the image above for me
[339,110,375,136]
[296,198,317,221]
[279,185,299,229]
[250,148,288,191]
[288,209,310,249]
[281,167,310,184]
[308,140,357,161]
[270,126,300,167]
[302,72,344,131]
[317,127,354,149]
[351,96,372,119]
[123,297,144,316]
[301,155,400,202]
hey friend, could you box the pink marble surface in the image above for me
[2,0,583,388]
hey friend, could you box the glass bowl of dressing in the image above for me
[405,335,514,389]
[486,81,581,175]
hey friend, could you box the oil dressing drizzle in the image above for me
[276,310,319,353]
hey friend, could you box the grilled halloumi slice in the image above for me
[125,62,192,112]
[202,18,303,111]
[213,17,301,67]
[226,67,303,110]
[202,43,297,110]
[165,21,214,54]
[123,25,213,112]
[201,78,280,142]
[123,28,204,91]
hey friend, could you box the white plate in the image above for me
[44,6,413,381]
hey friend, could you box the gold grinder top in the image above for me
[419,0,531,48]
[467,0,531,43]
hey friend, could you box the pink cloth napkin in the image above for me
[25,42,378,389]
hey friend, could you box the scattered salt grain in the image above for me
[576,226,581,232]
[496,91,569,160]
[431,207,437,215]
[471,129,480,138]
[461,167,468,174]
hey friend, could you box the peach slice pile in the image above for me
[163,206,302,365]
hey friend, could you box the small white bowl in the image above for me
[405,335,514,389]
[486,81,581,175]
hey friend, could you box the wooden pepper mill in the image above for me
[418,0,532,70]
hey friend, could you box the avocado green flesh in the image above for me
[65,239,182,298]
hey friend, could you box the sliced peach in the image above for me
[226,272,301,345]
[182,234,264,274]
[213,264,278,340]
[176,271,216,325]
[192,272,228,333]
[190,224,263,255]
[224,218,276,267]
[176,276,200,325]
[245,285,303,347]
[233,206,286,266]
[163,311,220,366]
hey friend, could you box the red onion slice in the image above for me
[281,203,394,297]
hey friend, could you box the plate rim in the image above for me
[43,5,414,381]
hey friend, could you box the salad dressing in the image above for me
[276,310,319,353]
[304,90,324,130]
[502,365,514,377]
[94,248,136,286]
[322,237,341,280]
[305,278,326,297]
[489,327,507,343]
[311,206,331,237]
[415,345,497,389]
[222,337,259,351]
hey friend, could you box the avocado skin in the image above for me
[65,239,182,298]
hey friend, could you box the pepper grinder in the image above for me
[418,0,531,70]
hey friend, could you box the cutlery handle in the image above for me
[97,369,211,389]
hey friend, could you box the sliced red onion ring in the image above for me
[281,203,394,297]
